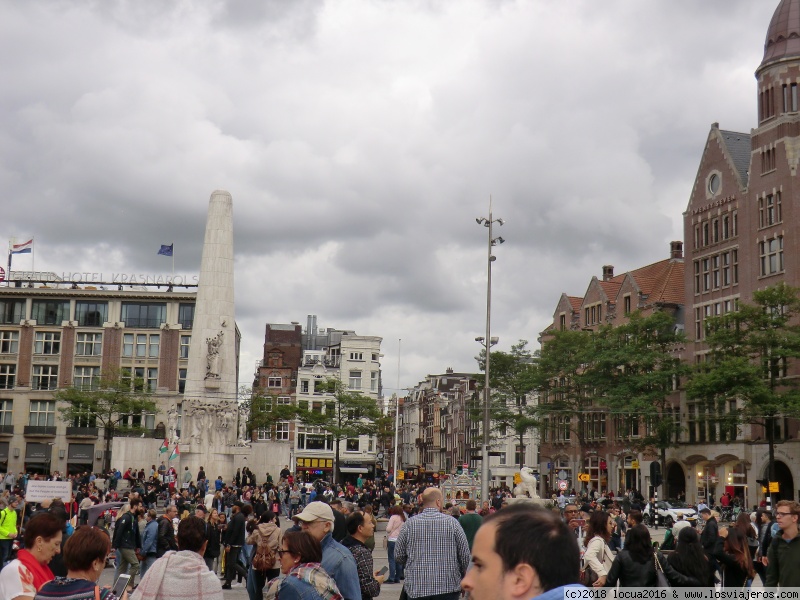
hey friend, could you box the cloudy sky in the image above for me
[0,0,774,396]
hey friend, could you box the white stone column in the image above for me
[183,191,238,464]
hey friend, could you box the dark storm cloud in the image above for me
[0,0,778,390]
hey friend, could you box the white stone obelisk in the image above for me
[181,190,238,473]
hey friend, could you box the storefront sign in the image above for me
[296,458,333,469]
[68,444,94,462]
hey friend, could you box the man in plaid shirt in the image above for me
[341,511,386,600]
[394,488,470,600]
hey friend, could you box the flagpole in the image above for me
[172,243,174,283]
[31,236,35,276]
[6,239,12,288]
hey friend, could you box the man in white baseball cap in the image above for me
[294,502,360,600]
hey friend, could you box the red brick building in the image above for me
[677,0,800,505]
[539,243,684,497]
[252,323,303,443]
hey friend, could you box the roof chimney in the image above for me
[670,241,683,259]
[602,265,614,281]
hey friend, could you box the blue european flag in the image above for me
[157,244,173,257]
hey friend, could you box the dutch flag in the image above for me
[11,239,33,255]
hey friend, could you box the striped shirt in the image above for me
[394,508,471,598]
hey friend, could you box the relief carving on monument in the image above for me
[182,400,240,448]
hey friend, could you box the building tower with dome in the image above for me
[677,0,800,504]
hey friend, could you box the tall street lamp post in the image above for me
[476,202,504,503]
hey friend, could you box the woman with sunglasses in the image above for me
[265,531,342,600]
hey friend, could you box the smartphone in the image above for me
[113,574,131,596]
[377,566,388,576]
[572,519,586,527]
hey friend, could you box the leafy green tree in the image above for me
[686,283,800,504]
[55,368,157,472]
[590,311,688,499]
[475,340,541,470]
[245,387,299,440]
[535,328,597,488]
[301,378,382,484]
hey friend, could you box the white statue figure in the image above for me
[204,407,215,447]
[191,405,205,444]
[513,467,541,499]
[166,405,178,443]
[221,408,235,445]
[205,331,224,379]
[238,412,249,446]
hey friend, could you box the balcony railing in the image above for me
[66,426,99,438]
[24,426,57,436]
[302,356,340,367]
[0,424,13,435]
[123,318,164,329]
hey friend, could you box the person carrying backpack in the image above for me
[245,511,282,600]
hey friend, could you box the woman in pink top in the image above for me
[385,506,406,584]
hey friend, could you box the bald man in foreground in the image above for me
[394,488,471,600]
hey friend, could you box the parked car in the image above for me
[643,501,696,527]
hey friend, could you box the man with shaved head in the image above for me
[394,488,471,600]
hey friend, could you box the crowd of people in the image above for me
[1,466,800,600]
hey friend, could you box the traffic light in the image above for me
[650,461,662,488]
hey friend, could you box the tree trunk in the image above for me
[104,424,113,473]
[660,446,667,501]
[767,415,776,506]
[334,436,341,486]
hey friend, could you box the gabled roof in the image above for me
[626,258,684,306]
[598,280,622,300]
[719,129,751,187]
[567,296,583,311]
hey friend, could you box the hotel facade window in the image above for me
[31,300,69,325]
[121,302,166,328]
[0,331,19,354]
[122,333,160,358]
[0,400,11,426]
[0,365,15,389]
[0,300,24,325]
[32,365,58,390]
[29,400,56,426]
[75,301,108,327]
[178,304,195,329]
[73,366,100,390]
[34,332,61,355]
[75,333,102,356]
[180,335,191,359]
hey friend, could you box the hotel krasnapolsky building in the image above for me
[540,0,800,504]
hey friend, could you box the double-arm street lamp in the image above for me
[476,203,504,503]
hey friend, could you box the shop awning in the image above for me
[340,467,369,474]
